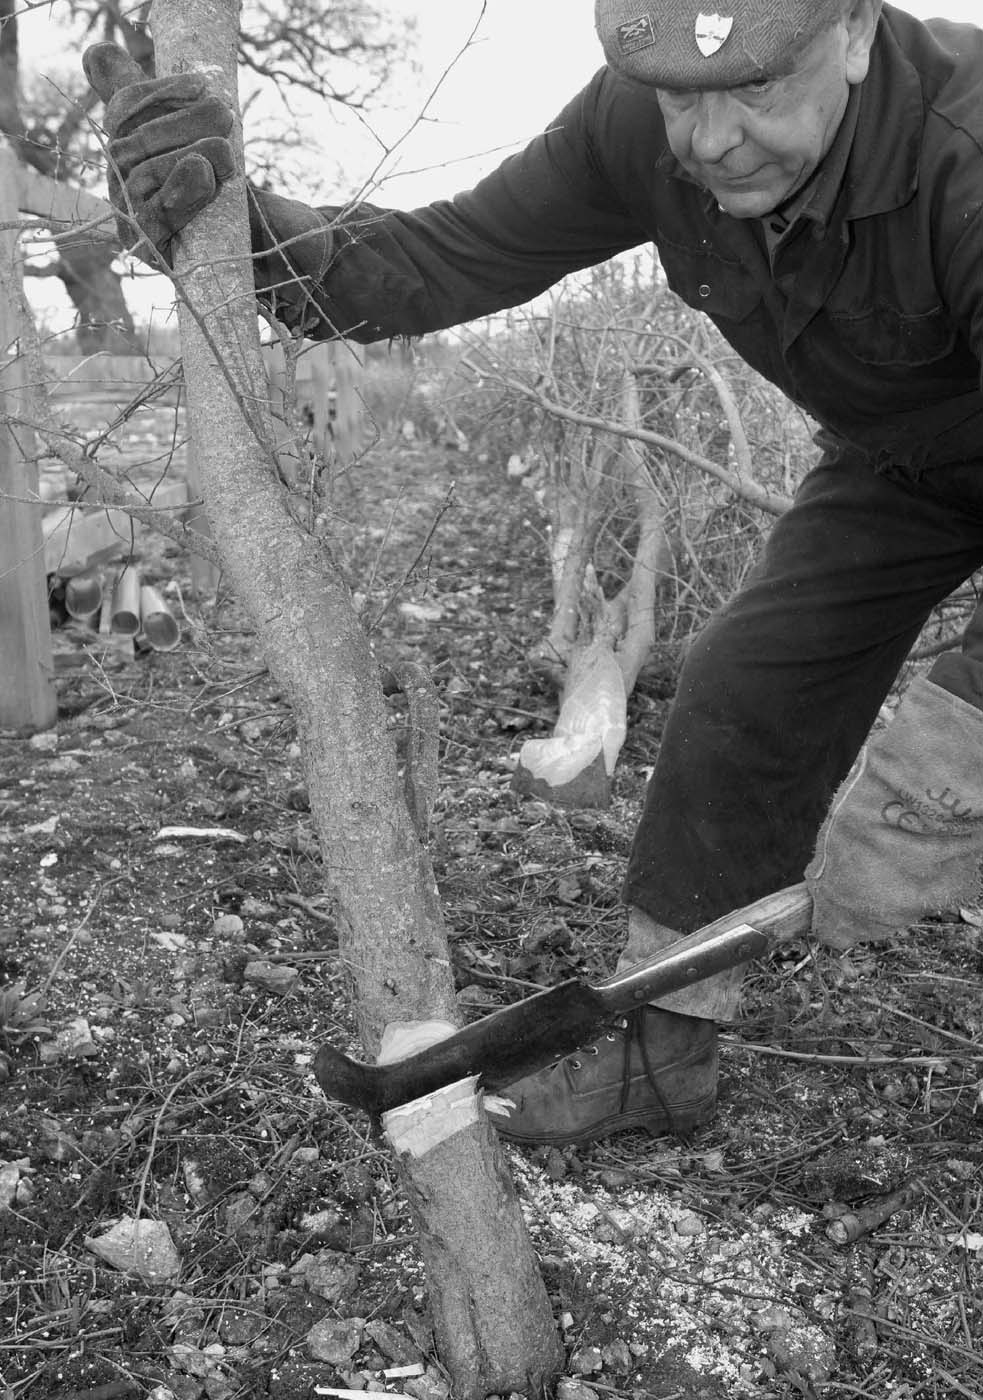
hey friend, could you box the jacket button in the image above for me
[698,283,711,297]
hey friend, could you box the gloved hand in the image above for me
[82,42,236,263]
[83,42,337,333]
[807,646,983,949]
[246,187,337,336]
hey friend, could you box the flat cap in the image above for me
[595,0,846,89]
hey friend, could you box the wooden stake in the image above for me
[185,449,221,597]
[0,140,57,733]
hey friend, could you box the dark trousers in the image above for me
[623,441,983,941]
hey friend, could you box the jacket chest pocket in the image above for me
[823,302,958,367]
[655,234,763,324]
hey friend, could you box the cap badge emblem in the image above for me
[615,14,657,54]
[694,12,734,57]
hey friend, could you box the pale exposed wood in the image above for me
[0,140,56,732]
[515,363,672,807]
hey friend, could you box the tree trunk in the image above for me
[152,0,455,1047]
[386,1082,562,1399]
[55,237,138,353]
[150,2,561,1392]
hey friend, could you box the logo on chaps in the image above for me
[694,12,734,57]
[616,13,657,54]
[882,784,978,835]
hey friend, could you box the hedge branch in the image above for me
[462,353,792,516]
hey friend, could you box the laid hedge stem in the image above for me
[144,1,564,1393]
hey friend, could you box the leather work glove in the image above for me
[807,617,983,949]
[82,41,236,263]
[83,42,336,333]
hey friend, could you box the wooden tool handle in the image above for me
[704,881,813,945]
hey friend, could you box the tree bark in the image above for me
[149,2,561,1392]
[386,1082,563,1400]
[152,0,455,1048]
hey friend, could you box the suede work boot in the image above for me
[485,1006,717,1147]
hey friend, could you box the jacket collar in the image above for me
[836,10,922,222]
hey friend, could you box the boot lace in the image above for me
[625,1007,676,1130]
[566,1010,677,1131]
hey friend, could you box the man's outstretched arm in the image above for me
[83,43,648,342]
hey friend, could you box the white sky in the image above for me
[349,0,982,208]
[19,0,983,330]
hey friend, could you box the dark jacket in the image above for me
[310,3,983,469]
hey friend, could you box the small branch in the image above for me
[909,632,964,661]
[825,1181,923,1245]
[63,1380,137,1400]
[669,346,754,485]
[40,880,125,995]
[34,427,222,565]
[367,481,456,633]
[134,1073,190,1221]
[461,356,791,516]
[339,3,490,211]
[381,661,440,841]
[723,1039,956,1067]
[611,370,672,692]
[858,995,983,1054]
[1,240,223,565]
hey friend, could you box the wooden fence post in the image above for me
[0,140,57,732]
[329,339,364,468]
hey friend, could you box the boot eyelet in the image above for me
[569,1058,582,1070]
[584,1045,599,1055]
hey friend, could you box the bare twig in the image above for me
[461,354,792,516]
[367,481,456,633]
[909,631,964,661]
[825,1181,924,1244]
[859,996,983,1053]
[0,251,223,563]
[723,1039,958,1067]
[667,344,754,485]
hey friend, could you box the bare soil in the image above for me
[2,437,981,1400]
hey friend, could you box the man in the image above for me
[84,0,983,1146]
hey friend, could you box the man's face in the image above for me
[656,10,872,219]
